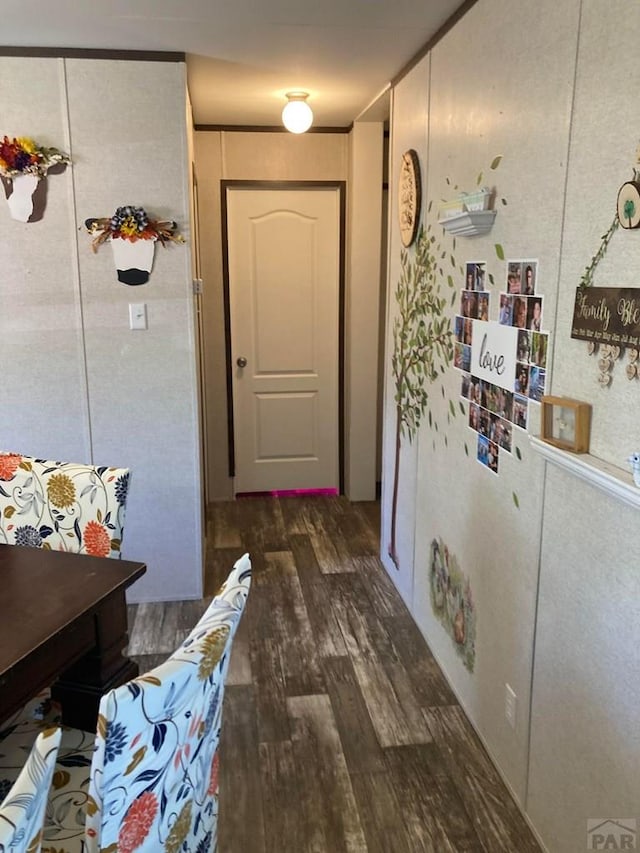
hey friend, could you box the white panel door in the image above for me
[226,188,340,493]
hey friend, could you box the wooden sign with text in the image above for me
[571,287,640,347]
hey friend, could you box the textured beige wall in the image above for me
[346,122,384,501]
[0,57,203,603]
[526,2,640,851]
[379,55,431,608]
[194,130,349,500]
[383,0,640,850]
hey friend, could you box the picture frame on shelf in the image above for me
[540,395,591,454]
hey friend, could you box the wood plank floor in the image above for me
[127,496,541,853]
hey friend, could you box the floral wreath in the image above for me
[85,205,184,252]
[0,136,70,179]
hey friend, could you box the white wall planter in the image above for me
[438,209,497,237]
[6,173,40,222]
[110,237,156,285]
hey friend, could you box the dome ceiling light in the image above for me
[282,92,313,134]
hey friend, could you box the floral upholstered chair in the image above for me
[0,452,131,737]
[0,727,61,853]
[0,452,130,559]
[34,553,252,853]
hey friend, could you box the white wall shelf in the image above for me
[529,434,640,510]
[438,209,496,237]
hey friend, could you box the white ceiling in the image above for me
[0,0,464,127]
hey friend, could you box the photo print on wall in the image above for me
[456,258,550,475]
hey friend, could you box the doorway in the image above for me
[222,182,346,495]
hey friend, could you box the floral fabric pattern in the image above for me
[0,452,130,559]
[0,727,61,853]
[0,554,251,853]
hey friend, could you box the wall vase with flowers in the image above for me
[85,206,184,285]
[0,136,70,222]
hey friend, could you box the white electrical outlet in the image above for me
[505,683,517,729]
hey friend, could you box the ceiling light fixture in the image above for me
[282,92,313,134]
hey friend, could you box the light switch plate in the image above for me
[129,303,147,330]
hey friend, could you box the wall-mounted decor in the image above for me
[85,206,184,285]
[398,149,421,247]
[389,225,453,568]
[571,287,640,347]
[576,144,640,383]
[616,179,640,229]
[457,258,549,475]
[0,136,70,222]
[540,396,591,453]
[572,286,640,383]
[438,186,496,237]
[429,538,476,672]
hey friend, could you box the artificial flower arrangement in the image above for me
[85,205,184,285]
[0,135,70,178]
[85,205,184,251]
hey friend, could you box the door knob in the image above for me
[236,356,247,368]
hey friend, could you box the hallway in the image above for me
[127,496,541,852]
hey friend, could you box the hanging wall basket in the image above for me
[85,205,184,285]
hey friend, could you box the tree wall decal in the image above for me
[389,224,454,569]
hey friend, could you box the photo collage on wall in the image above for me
[454,260,550,475]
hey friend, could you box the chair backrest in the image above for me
[0,727,61,853]
[84,553,252,852]
[0,452,130,558]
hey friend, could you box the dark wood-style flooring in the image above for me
[127,496,541,853]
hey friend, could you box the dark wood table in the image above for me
[0,543,146,732]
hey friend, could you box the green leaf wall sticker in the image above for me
[389,224,454,568]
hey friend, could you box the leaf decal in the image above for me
[464,443,469,457]
[459,401,466,415]
[476,171,483,185]
[495,243,505,260]
[490,154,503,170]
[139,675,162,686]
[3,506,15,518]
[449,400,456,417]
[515,446,522,461]
[512,492,520,509]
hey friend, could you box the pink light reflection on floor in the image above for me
[236,488,338,499]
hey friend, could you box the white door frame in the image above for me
[221,180,346,493]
